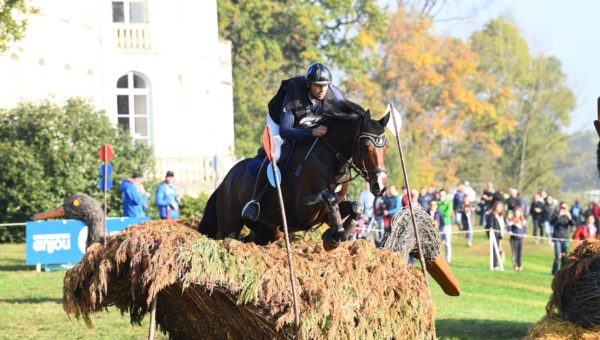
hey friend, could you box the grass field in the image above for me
[0,227,558,339]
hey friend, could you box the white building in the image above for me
[0,0,235,195]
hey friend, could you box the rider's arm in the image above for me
[279,95,314,140]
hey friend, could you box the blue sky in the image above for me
[386,0,598,134]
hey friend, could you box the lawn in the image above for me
[0,227,557,339]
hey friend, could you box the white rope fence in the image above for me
[0,222,26,227]
[355,225,575,242]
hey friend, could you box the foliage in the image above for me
[470,18,575,194]
[178,192,210,219]
[346,9,510,189]
[0,0,37,53]
[217,0,387,156]
[0,98,154,237]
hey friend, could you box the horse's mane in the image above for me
[321,99,366,122]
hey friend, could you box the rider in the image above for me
[241,62,345,221]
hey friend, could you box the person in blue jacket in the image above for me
[156,171,181,219]
[120,172,150,217]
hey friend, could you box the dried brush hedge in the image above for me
[63,220,435,339]
[526,316,600,340]
[527,239,600,339]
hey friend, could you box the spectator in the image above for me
[438,189,453,264]
[543,196,557,245]
[463,180,477,203]
[358,182,375,221]
[156,171,181,219]
[120,172,150,217]
[592,201,600,223]
[453,185,465,228]
[506,188,522,217]
[551,202,575,275]
[480,182,495,226]
[508,206,527,271]
[429,200,444,233]
[486,201,507,270]
[462,195,474,247]
[587,215,598,239]
[492,188,507,206]
[529,193,545,244]
[573,215,597,248]
[400,186,409,207]
[409,188,419,207]
[373,195,385,231]
[418,187,432,211]
[570,200,582,226]
[383,185,401,230]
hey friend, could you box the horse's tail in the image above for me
[198,189,218,238]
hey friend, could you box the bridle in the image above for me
[321,126,388,184]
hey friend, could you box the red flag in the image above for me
[262,125,276,162]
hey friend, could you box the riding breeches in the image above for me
[266,114,284,162]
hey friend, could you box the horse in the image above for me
[199,99,461,296]
[199,99,389,249]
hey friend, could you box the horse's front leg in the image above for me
[338,200,363,241]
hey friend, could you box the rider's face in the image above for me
[308,83,329,100]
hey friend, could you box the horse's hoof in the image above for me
[322,230,341,251]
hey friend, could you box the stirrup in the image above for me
[241,200,260,221]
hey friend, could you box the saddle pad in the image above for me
[246,156,264,180]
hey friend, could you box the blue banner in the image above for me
[26,216,149,265]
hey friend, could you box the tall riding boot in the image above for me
[241,159,269,221]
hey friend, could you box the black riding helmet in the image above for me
[305,63,332,85]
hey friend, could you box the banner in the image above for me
[26,217,149,265]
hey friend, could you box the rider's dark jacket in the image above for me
[268,76,344,140]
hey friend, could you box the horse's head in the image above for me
[354,110,390,196]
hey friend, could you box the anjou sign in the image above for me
[26,217,149,265]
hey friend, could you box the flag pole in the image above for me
[389,102,429,287]
[265,126,301,331]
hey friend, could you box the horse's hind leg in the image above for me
[215,191,245,240]
[243,221,278,245]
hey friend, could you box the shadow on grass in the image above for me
[0,264,34,271]
[0,297,62,304]
[436,319,532,340]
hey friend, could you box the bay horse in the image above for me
[199,99,387,248]
[199,99,461,296]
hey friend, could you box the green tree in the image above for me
[217,0,386,156]
[0,98,154,228]
[0,0,36,53]
[471,18,575,194]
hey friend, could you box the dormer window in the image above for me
[112,1,147,24]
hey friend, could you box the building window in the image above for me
[112,1,147,23]
[116,72,151,146]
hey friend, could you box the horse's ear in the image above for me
[363,110,371,124]
[379,111,391,127]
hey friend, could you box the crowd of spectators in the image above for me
[355,180,599,274]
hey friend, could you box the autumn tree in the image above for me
[345,8,510,189]
[471,18,575,194]
[217,0,386,156]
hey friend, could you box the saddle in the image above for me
[246,142,296,180]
